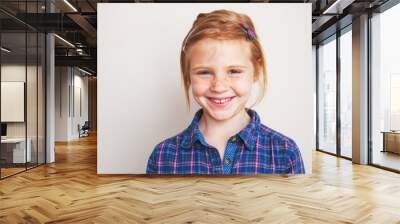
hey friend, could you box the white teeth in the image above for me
[210,97,233,104]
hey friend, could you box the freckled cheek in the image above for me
[231,80,253,97]
[190,80,210,97]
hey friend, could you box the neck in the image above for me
[199,109,251,140]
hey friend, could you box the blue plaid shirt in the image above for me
[146,109,305,175]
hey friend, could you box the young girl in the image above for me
[146,9,305,175]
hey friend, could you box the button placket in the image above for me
[222,138,239,174]
[208,147,223,174]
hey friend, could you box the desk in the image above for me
[1,138,31,163]
[382,131,400,154]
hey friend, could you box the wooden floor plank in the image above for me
[0,134,400,223]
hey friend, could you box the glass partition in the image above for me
[27,31,38,169]
[0,1,46,179]
[318,36,337,155]
[0,31,28,177]
[38,32,45,165]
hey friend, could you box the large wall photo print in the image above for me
[98,3,313,175]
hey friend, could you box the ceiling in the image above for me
[0,0,392,75]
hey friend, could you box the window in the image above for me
[318,36,337,154]
[371,2,400,171]
[340,28,352,158]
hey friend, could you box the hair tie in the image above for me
[239,23,256,41]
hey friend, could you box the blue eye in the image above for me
[228,69,242,75]
[196,70,211,75]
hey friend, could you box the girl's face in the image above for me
[188,38,258,121]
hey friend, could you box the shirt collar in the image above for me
[181,108,260,151]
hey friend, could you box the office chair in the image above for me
[79,121,90,138]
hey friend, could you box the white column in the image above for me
[46,33,55,163]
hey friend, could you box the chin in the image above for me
[204,107,241,121]
[208,112,234,121]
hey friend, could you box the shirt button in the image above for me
[224,158,231,165]
[231,136,237,143]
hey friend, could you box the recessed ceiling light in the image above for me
[78,67,93,76]
[1,47,11,53]
[54,34,75,48]
[323,0,354,15]
[63,0,78,12]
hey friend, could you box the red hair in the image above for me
[180,9,268,109]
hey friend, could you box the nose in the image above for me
[210,74,230,93]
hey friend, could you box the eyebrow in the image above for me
[191,65,248,71]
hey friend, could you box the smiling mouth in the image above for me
[207,96,235,104]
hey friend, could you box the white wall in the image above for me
[1,82,24,122]
[55,67,89,141]
[1,65,40,138]
[98,3,314,174]
[55,67,69,141]
[72,72,89,138]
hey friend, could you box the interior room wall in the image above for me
[88,77,97,132]
[72,71,89,138]
[55,66,70,141]
[55,66,89,141]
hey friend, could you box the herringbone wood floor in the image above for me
[1,134,400,224]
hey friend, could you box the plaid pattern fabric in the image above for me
[146,109,305,175]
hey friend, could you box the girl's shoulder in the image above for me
[257,123,298,148]
[152,128,192,153]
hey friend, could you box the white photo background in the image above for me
[98,3,313,174]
